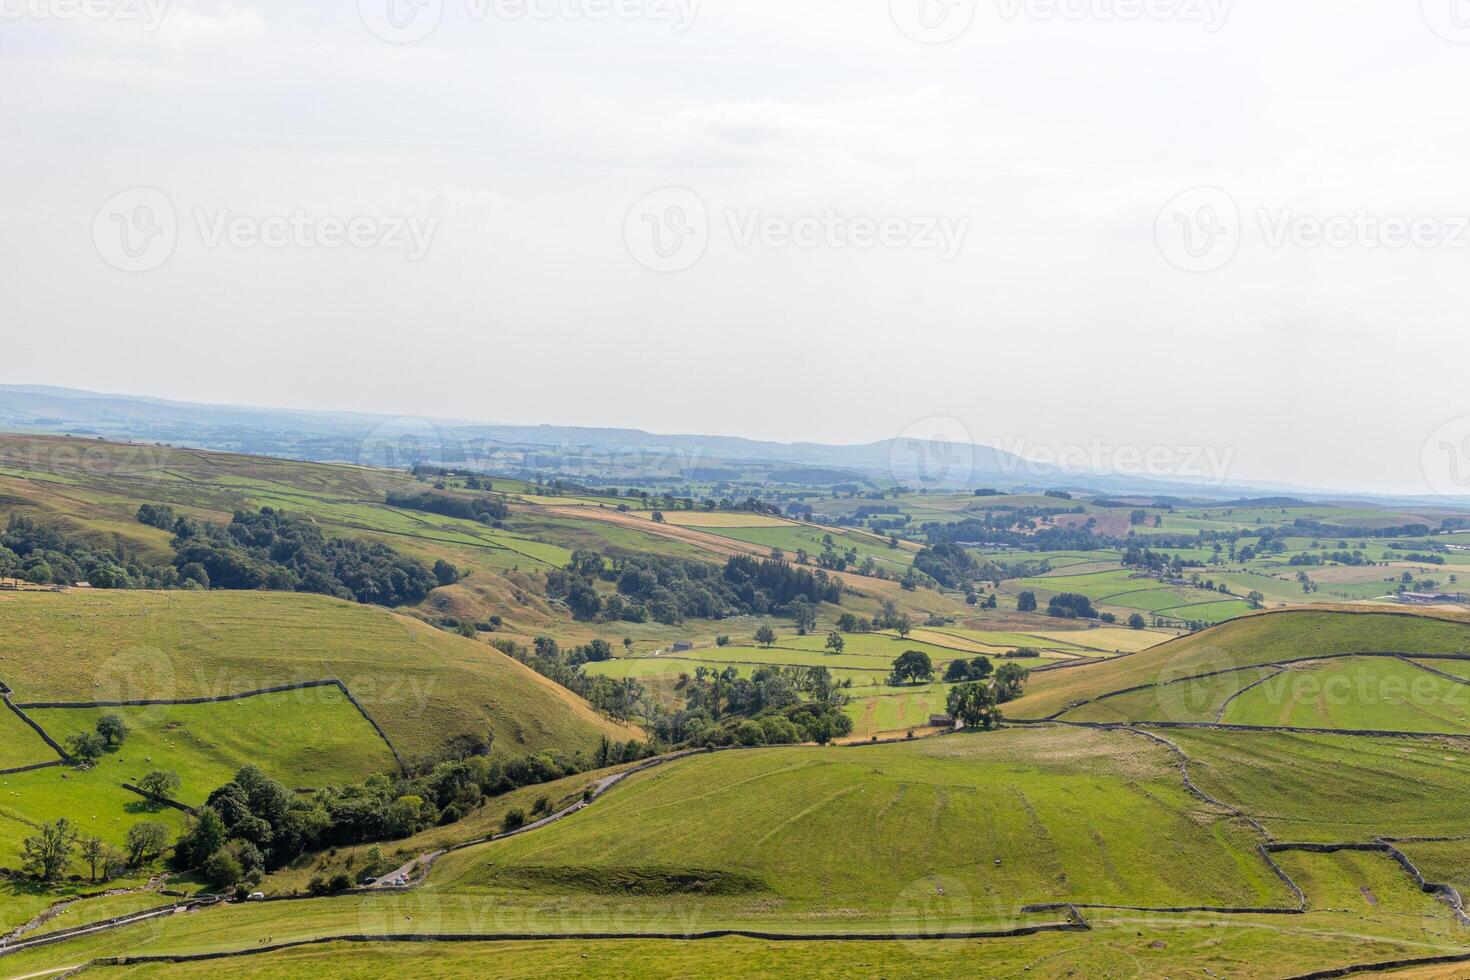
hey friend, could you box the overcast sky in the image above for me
[3,0,1469,495]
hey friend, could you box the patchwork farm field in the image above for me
[1008,569,1250,624]
[592,621,1129,737]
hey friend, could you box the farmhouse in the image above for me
[671,641,694,652]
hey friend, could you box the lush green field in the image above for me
[424,728,1293,927]
[1,731,1468,977]
[1395,838,1470,897]
[1166,729,1470,842]
[31,689,399,806]
[0,706,60,772]
[1219,657,1470,733]
[0,590,642,765]
[1065,654,1470,731]
[842,681,957,735]
[1007,568,1246,624]
[598,625,1075,737]
[1061,665,1277,725]
[0,763,190,869]
[60,904,1470,980]
[1416,658,1470,683]
[1007,609,1470,721]
[695,524,916,575]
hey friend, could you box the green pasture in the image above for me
[1007,610,1470,721]
[1394,838,1470,897]
[1166,728,1470,842]
[0,764,189,870]
[1061,666,1277,725]
[0,590,642,764]
[700,525,915,573]
[843,681,957,735]
[65,912,1470,980]
[424,727,1293,927]
[1219,657,1470,734]
[1417,658,1470,682]
[0,707,60,772]
[30,689,398,806]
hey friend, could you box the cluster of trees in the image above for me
[491,637,646,721]
[943,655,994,683]
[1122,547,1203,575]
[20,817,171,884]
[385,489,509,526]
[942,660,1031,729]
[1024,592,1108,624]
[654,665,854,748]
[64,712,130,763]
[912,543,991,590]
[833,603,914,638]
[546,551,842,626]
[167,508,437,607]
[1289,550,1371,567]
[0,515,175,589]
[682,664,846,719]
[1046,593,1098,620]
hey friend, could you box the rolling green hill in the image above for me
[1007,608,1470,722]
[0,589,643,765]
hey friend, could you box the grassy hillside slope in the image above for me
[425,727,1292,928]
[1007,608,1470,721]
[0,590,641,764]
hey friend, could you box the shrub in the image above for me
[204,850,244,890]
[502,809,526,833]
